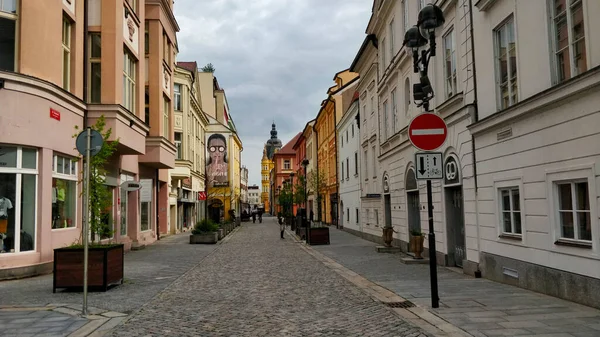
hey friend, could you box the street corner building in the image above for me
[0,0,180,279]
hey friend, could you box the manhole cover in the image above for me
[384,301,416,308]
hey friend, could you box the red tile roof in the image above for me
[277,132,302,155]
[177,61,197,74]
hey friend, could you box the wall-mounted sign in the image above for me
[50,108,61,121]
[140,179,153,202]
[120,181,142,191]
[444,156,461,186]
[383,173,390,193]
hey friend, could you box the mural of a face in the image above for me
[208,137,226,163]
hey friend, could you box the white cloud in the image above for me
[174,0,371,186]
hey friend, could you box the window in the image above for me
[144,21,149,55]
[404,78,410,115]
[120,174,134,236]
[0,146,38,254]
[371,146,376,178]
[52,154,77,230]
[375,209,379,225]
[341,161,344,181]
[163,97,170,138]
[1,0,16,13]
[174,84,182,111]
[123,50,136,112]
[354,152,358,175]
[366,209,370,224]
[494,17,518,109]
[364,149,369,179]
[89,33,101,103]
[144,87,150,125]
[499,188,521,235]
[391,88,397,133]
[389,19,395,59]
[370,96,375,115]
[346,158,349,180]
[346,208,350,222]
[443,29,457,98]
[418,0,425,11]
[341,133,344,147]
[352,123,354,138]
[163,33,169,64]
[381,38,386,69]
[557,181,591,241]
[552,0,587,82]
[0,2,17,71]
[346,130,348,143]
[382,100,388,140]
[355,208,359,223]
[62,16,72,91]
[284,160,291,170]
[140,180,151,232]
[403,0,409,34]
[127,0,137,13]
[174,132,182,159]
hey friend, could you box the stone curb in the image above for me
[284,227,473,337]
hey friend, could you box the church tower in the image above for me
[261,122,282,213]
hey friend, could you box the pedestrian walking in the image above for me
[278,215,285,239]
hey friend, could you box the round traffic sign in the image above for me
[408,113,447,151]
[76,128,104,157]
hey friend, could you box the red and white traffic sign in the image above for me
[408,113,447,151]
[198,191,207,201]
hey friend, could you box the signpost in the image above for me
[199,191,207,201]
[75,128,104,316]
[408,113,447,309]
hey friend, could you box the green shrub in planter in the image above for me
[192,219,219,235]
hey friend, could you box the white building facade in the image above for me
[337,97,362,232]
[469,0,600,307]
[351,0,478,272]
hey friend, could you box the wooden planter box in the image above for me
[309,227,330,245]
[53,244,124,293]
[190,232,218,244]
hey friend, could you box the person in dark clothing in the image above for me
[278,215,284,239]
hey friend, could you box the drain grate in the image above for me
[384,301,416,308]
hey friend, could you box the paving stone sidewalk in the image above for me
[107,217,431,337]
[311,227,600,337]
[0,229,227,336]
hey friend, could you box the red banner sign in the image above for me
[198,191,207,200]
[50,108,61,121]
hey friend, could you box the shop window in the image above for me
[0,146,37,254]
[52,154,77,229]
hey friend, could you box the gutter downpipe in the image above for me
[312,123,319,226]
[83,0,89,129]
[468,0,481,278]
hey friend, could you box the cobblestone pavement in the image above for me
[0,307,87,337]
[313,227,600,337]
[107,217,431,337]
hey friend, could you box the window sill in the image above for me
[51,226,78,231]
[498,233,522,241]
[554,239,592,249]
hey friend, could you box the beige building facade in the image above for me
[169,62,208,233]
[0,0,179,278]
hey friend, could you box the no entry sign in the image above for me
[408,113,447,151]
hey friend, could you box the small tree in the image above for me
[73,116,119,244]
[201,63,215,73]
[293,174,307,206]
[307,169,327,221]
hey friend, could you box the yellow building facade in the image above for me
[261,149,274,212]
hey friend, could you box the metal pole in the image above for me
[426,179,439,308]
[82,127,91,315]
[305,175,309,244]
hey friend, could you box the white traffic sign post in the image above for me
[75,128,104,316]
[409,114,447,309]
[415,152,443,180]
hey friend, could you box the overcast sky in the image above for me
[174,0,371,187]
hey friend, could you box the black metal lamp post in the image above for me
[276,185,281,214]
[289,172,295,227]
[404,3,445,309]
[301,158,309,244]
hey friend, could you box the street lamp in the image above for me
[404,3,445,309]
[289,172,295,217]
[301,158,309,244]
[403,3,445,112]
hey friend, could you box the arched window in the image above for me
[404,78,410,115]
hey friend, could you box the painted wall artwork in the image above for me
[206,133,229,188]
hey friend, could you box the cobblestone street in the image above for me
[108,217,430,337]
